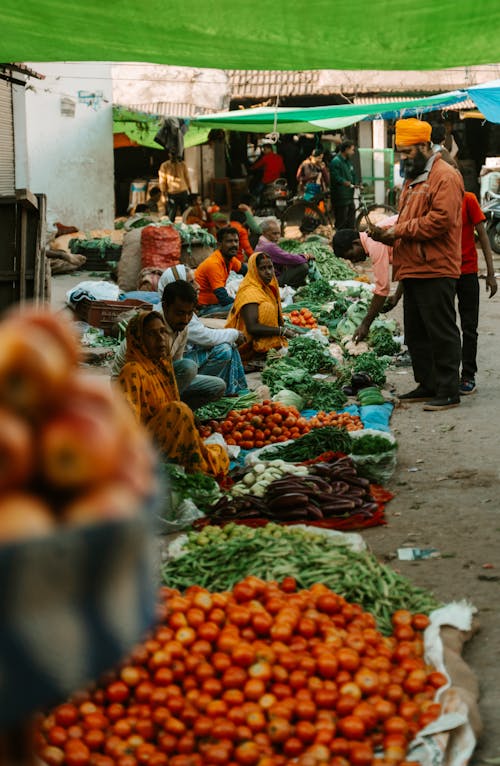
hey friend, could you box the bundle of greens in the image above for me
[286,336,336,373]
[295,279,337,303]
[296,378,347,411]
[350,434,397,455]
[280,239,357,281]
[258,426,353,462]
[195,391,260,421]
[352,352,389,386]
[369,326,401,357]
[262,359,309,395]
[162,464,222,511]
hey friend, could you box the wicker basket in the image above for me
[75,298,152,335]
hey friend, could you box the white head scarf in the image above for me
[157,264,188,298]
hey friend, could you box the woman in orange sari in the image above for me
[118,311,229,477]
[225,252,296,361]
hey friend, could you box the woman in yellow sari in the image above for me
[225,252,296,361]
[118,311,229,477]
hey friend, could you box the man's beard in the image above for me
[403,149,428,179]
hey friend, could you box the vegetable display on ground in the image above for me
[196,392,260,422]
[257,426,353,462]
[201,401,311,450]
[36,578,446,766]
[280,238,358,281]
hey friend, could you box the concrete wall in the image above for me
[24,62,114,231]
[112,64,230,113]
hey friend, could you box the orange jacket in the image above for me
[392,154,464,280]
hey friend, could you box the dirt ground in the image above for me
[364,262,500,765]
[52,258,500,764]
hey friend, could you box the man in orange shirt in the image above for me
[195,227,248,317]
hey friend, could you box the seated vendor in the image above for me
[225,252,296,361]
[118,310,229,477]
[257,217,313,289]
[195,226,248,317]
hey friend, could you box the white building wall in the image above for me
[24,62,114,230]
[112,64,230,113]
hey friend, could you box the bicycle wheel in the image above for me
[355,203,397,232]
[280,200,327,238]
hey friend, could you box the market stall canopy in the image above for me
[1,0,499,70]
[189,91,481,134]
[113,106,210,149]
[467,79,500,123]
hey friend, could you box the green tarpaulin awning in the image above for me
[113,107,211,149]
[1,0,499,71]
[190,92,470,134]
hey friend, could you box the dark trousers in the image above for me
[168,191,189,218]
[403,277,461,398]
[278,263,309,290]
[456,272,480,379]
[333,202,355,230]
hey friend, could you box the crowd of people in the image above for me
[114,116,496,480]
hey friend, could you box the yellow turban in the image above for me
[395,118,432,147]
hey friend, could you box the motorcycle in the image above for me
[482,195,500,254]
[255,178,291,216]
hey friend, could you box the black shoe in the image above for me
[423,396,460,411]
[398,386,435,402]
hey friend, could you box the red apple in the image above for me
[0,408,35,491]
[0,492,55,542]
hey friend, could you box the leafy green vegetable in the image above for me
[262,359,309,395]
[161,464,221,511]
[295,279,337,303]
[352,352,388,386]
[259,426,352,462]
[195,391,259,421]
[369,326,401,357]
[295,378,347,411]
[350,435,397,455]
[286,336,336,373]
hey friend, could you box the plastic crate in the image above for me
[75,298,152,335]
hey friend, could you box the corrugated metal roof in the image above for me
[126,101,215,117]
[353,95,476,110]
[0,62,44,79]
[228,70,320,99]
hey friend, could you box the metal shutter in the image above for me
[0,79,15,195]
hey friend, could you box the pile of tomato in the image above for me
[288,309,318,330]
[36,579,446,766]
[308,412,364,432]
[200,402,311,450]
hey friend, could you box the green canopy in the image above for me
[113,107,210,148]
[1,0,499,70]
[190,92,469,134]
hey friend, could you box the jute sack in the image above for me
[117,228,143,291]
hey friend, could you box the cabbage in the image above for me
[272,389,305,411]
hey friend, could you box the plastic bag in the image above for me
[279,284,296,306]
[349,428,397,484]
[225,271,244,298]
[157,498,205,534]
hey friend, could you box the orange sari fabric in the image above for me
[225,253,287,359]
[118,311,229,477]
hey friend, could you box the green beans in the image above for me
[162,524,441,634]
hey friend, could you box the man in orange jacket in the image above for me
[371,118,464,411]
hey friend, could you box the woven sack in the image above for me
[141,225,181,271]
[117,228,143,291]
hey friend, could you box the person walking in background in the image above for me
[329,140,357,230]
[296,149,330,195]
[159,150,191,218]
[457,191,498,394]
[371,117,464,412]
